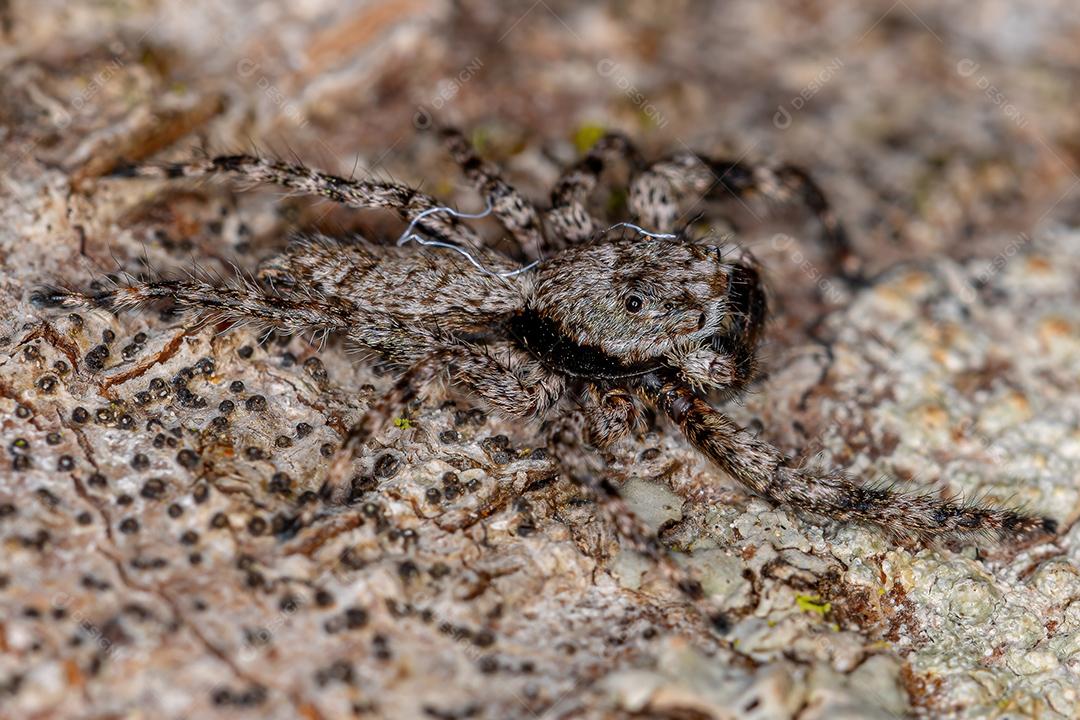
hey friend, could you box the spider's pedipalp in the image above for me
[581,385,642,448]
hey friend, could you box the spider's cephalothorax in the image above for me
[34,128,1056,545]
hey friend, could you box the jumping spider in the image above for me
[35,127,1055,546]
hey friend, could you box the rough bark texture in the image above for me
[2,1,1080,718]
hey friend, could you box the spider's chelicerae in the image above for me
[35,127,1056,546]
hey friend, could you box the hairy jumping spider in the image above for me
[35,127,1056,545]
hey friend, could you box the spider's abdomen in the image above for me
[260,236,525,336]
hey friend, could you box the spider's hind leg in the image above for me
[32,274,356,338]
[629,153,861,281]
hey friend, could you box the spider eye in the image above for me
[625,294,643,313]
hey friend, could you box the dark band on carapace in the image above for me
[509,308,660,380]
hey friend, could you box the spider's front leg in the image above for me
[438,128,545,260]
[640,373,1056,545]
[630,153,861,281]
[545,133,643,247]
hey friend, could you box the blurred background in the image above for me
[4,0,1080,283]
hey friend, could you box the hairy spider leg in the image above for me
[642,373,1056,544]
[545,133,644,246]
[629,153,861,281]
[112,154,484,248]
[31,276,357,337]
[438,128,546,261]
